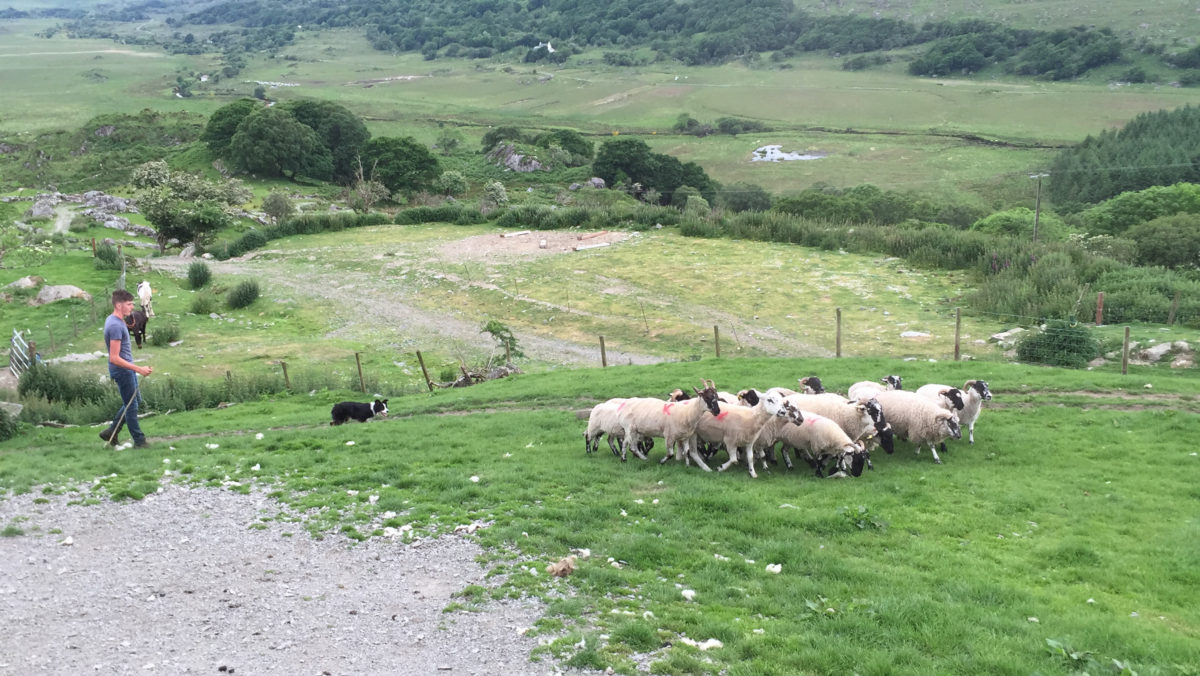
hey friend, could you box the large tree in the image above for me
[228,107,333,181]
[592,137,715,205]
[361,136,441,193]
[202,98,260,157]
[281,99,370,185]
[133,161,251,251]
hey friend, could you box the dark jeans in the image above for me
[107,367,145,444]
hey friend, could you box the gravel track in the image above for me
[0,484,573,676]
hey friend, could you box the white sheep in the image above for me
[870,390,961,464]
[916,380,991,444]
[583,398,653,458]
[618,380,722,465]
[773,407,869,478]
[696,389,799,478]
[847,374,903,401]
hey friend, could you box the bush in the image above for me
[94,243,123,270]
[18,363,108,405]
[190,292,218,315]
[149,323,180,347]
[227,229,268,258]
[227,279,260,309]
[1016,320,1100,368]
[0,407,17,442]
[187,261,211,289]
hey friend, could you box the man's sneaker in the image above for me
[99,428,120,445]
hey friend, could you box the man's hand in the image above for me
[139,365,153,377]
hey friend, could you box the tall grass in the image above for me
[680,209,1200,326]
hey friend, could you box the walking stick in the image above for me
[104,375,143,447]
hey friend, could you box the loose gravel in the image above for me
[0,484,574,676]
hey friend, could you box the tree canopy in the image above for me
[361,136,441,193]
[1048,105,1200,209]
[592,138,715,205]
[228,107,333,180]
[280,99,371,184]
[202,98,259,156]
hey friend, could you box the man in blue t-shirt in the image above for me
[99,289,153,447]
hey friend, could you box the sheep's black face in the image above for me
[781,400,804,425]
[944,388,965,411]
[849,452,866,477]
[877,423,895,454]
[947,417,962,440]
[800,376,824,394]
[883,375,903,390]
[697,387,722,416]
[973,380,993,401]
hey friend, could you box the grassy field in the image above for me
[2,356,1198,674]
[3,20,1198,198]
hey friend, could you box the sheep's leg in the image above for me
[968,422,975,444]
[928,442,942,464]
[779,446,794,470]
[744,446,759,479]
[717,447,740,473]
[686,440,713,472]
[938,441,947,455]
[607,435,622,458]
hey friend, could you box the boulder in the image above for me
[25,196,58,220]
[0,401,22,418]
[4,275,43,290]
[989,327,1025,348]
[1139,342,1175,363]
[486,143,546,173]
[586,177,606,189]
[900,331,931,339]
[32,285,91,306]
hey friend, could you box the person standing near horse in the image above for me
[99,289,153,447]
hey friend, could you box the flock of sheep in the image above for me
[584,375,992,479]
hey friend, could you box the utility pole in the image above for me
[1030,172,1049,243]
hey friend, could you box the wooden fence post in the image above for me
[953,307,962,361]
[354,352,366,393]
[713,325,720,358]
[46,325,54,352]
[90,295,97,323]
[415,350,434,392]
[91,237,96,257]
[1121,326,1130,375]
[1095,291,1105,326]
[505,340,511,365]
[1167,290,1181,326]
[835,308,842,358]
[28,340,36,364]
[281,361,290,390]
[599,336,607,368]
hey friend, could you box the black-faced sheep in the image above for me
[617,381,722,465]
[847,374,903,401]
[916,380,991,444]
[782,393,891,458]
[773,405,869,478]
[584,398,653,457]
[870,390,961,464]
[697,389,800,479]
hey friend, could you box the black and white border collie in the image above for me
[330,399,388,425]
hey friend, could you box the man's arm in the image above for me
[109,338,151,376]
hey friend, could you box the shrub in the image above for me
[262,190,295,223]
[0,407,17,442]
[190,292,218,315]
[435,170,469,196]
[18,364,108,405]
[187,261,211,289]
[1016,320,1100,368]
[149,323,180,347]
[227,279,260,309]
[227,229,268,258]
[93,243,123,270]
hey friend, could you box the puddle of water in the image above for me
[751,145,827,162]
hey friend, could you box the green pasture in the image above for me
[4,20,1199,198]
[2,357,1198,674]
[795,0,1200,43]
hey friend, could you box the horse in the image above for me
[124,309,149,349]
[137,280,154,318]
